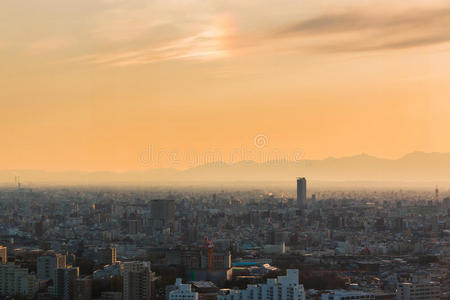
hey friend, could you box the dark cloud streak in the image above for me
[278,7,450,52]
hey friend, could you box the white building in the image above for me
[169,278,199,300]
[396,281,440,300]
[320,290,375,300]
[218,269,306,300]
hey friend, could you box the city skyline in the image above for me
[1,1,449,298]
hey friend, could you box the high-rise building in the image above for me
[297,178,306,210]
[55,267,79,300]
[97,246,117,266]
[0,262,38,298]
[151,199,175,225]
[123,261,153,300]
[0,246,6,264]
[169,278,199,300]
[74,278,92,300]
[37,252,67,282]
[218,269,306,300]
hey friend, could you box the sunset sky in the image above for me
[1,0,450,171]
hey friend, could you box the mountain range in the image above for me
[1,152,449,186]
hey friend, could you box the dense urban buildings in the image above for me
[0,179,448,299]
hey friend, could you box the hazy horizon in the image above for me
[0,150,446,172]
[1,151,449,186]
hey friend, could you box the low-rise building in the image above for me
[169,278,199,300]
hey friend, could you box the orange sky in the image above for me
[1,0,450,171]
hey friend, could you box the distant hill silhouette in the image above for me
[1,152,449,185]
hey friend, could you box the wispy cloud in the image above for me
[77,14,236,66]
[278,7,450,53]
[68,1,450,67]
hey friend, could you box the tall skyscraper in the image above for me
[297,177,306,210]
[123,261,153,300]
